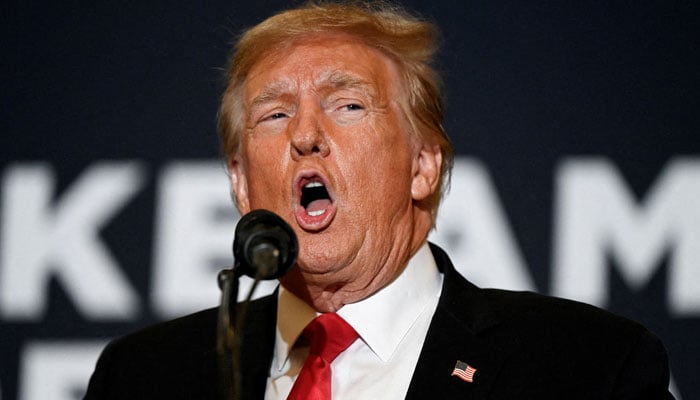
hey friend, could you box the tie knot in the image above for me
[303,313,358,363]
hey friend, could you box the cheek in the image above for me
[339,125,414,202]
[367,120,414,174]
[242,138,289,197]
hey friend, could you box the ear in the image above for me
[229,156,251,214]
[411,144,442,201]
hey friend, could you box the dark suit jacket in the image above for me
[85,244,673,399]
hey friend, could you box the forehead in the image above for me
[243,34,402,101]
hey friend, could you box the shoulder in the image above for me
[444,269,663,360]
[482,288,642,335]
[429,243,672,397]
[474,289,671,398]
[94,290,278,362]
[431,242,654,346]
[105,307,219,358]
[477,288,668,365]
[84,308,220,399]
[85,291,278,399]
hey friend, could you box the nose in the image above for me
[289,102,330,160]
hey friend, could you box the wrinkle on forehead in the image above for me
[248,69,380,111]
[244,35,401,107]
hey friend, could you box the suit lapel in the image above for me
[232,245,511,399]
[405,244,510,400]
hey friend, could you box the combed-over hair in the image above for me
[218,1,454,221]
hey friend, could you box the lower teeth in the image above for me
[308,209,325,217]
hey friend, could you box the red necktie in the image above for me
[287,313,358,400]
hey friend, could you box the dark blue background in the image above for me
[2,1,698,398]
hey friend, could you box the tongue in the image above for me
[306,199,331,214]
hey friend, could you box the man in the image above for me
[85,2,673,399]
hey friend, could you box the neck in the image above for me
[281,210,432,313]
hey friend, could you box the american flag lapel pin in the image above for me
[451,360,477,383]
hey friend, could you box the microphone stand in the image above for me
[217,243,283,400]
[217,268,239,400]
[217,209,298,400]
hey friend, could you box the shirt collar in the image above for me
[337,242,441,362]
[273,242,442,370]
[274,286,317,371]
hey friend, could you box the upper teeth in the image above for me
[304,182,323,188]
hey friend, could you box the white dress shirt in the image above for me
[265,242,444,399]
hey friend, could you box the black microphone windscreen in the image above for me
[233,209,298,280]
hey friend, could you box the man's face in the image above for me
[230,35,440,307]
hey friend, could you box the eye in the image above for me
[340,103,364,111]
[260,112,288,122]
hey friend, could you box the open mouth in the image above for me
[301,180,332,217]
[294,173,337,230]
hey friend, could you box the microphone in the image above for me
[233,209,298,280]
[217,209,298,400]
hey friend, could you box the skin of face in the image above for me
[229,34,442,312]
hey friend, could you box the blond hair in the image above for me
[218,1,453,220]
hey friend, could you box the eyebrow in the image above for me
[249,71,377,111]
[249,80,293,111]
[321,71,376,99]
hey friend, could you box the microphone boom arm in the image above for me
[217,209,298,400]
[217,269,238,400]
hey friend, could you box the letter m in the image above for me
[553,158,700,316]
